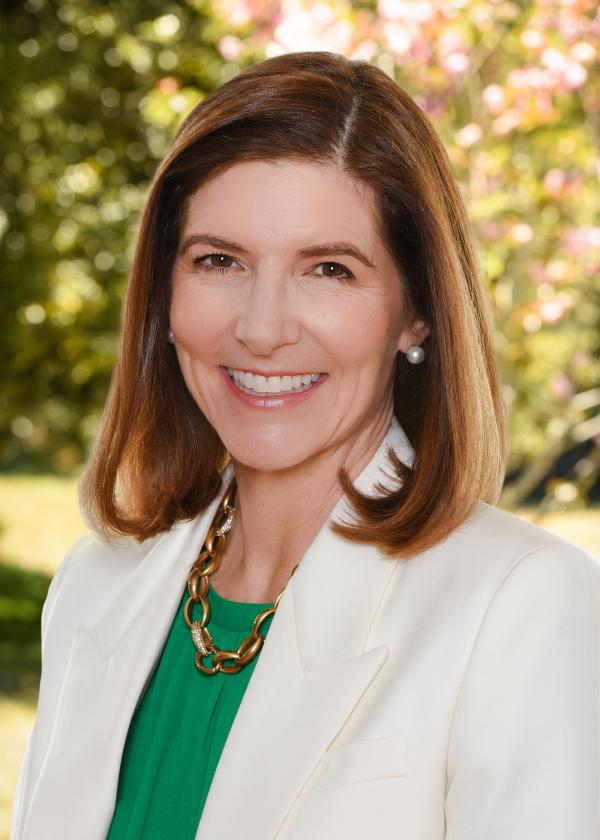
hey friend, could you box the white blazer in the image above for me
[11,416,600,840]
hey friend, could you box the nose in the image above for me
[233,274,301,356]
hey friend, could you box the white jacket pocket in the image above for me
[299,733,407,796]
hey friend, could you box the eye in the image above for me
[191,252,238,273]
[313,262,354,282]
[190,253,354,283]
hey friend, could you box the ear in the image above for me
[397,317,430,354]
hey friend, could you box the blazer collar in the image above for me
[287,413,414,670]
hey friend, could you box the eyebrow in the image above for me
[178,233,376,269]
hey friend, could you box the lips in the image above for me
[220,365,327,407]
[225,367,321,396]
[231,374,318,397]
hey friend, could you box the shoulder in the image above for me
[43,479,228,640]
[453,502,600,645]
[469,500,599,582]
[395,501,600,651]
[50,528,156,589]
[41,528,161,639]
[54,528,157,582]
[468,502,600,624]
[433,498,600,588]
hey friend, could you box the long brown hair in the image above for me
[79,51,507,558]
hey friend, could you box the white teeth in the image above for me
[226,367,321,394]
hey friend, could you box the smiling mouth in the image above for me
[225,367,322,396]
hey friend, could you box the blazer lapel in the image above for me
[194,530,396,840]
[196,416,415,839]
[22,492,225,840]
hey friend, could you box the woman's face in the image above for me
[170,158,427,472]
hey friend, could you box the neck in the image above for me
[209,407,394,603]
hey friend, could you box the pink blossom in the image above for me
[382,22,412,56]
[508,66,555,91]
[442,51,470,74]
[571,351,592,367]
[541,47,567,71]
[571,41,596,63]
[550,373,574,400]
[420,96,445,120]
[492,109,521,134]
[272,5,354,53]
[482,84,506,115]
[521,29,546,50]
[563,60,587,89]
[378,0,435,23]
[546,259,572,283]
[350,40,378,62]
[455,123,482,147]
[480,221,503,240]
[543,168,585,197]
[530,262,550,285]
[218,35,244,60]
[534,91,555,119]
[561,226,600,256]
[215,0,252,25]
[507,68,527,88]
[511,222,533,244]
[538,294,570,323]
[586,227,600,248]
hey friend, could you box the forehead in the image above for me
[181,159,381,249]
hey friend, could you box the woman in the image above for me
[11,51,599,840]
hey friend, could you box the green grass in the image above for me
[0,695,36,839]
[0,474,86,576]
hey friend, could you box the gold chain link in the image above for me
[183,478,297,675]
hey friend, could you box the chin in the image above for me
[226,440,312,474]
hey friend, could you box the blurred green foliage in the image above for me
[0,0,256,474]
[0,562,49,695]
[1,0,599,509]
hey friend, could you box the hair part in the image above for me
[79,50,507,559]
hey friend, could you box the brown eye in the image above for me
[315,262,354,282]
[191,252,237,273]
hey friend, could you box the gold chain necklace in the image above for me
[183,478,298,675]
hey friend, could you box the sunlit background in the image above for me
[1,0,599,835]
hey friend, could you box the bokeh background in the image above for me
[1,0,599,835]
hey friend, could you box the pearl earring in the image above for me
[168,328,174,343]
[406,344,425,364]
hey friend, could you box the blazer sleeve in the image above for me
[444,541,600,840]
[10,535,91,840]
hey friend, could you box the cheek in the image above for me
[169,280,227,358]
[309,298,398,372]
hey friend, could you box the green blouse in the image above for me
[106,582,275,840]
